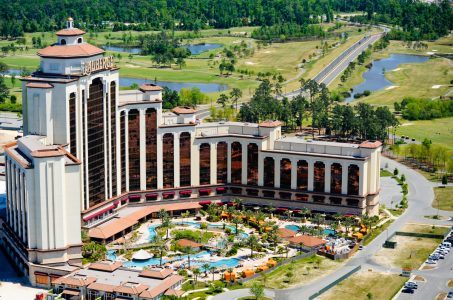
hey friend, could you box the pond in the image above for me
[183,43,222,55]
[102,45,141,54]
[0,69,24,76]
[119,77,228,93]
[103,43,222,55]
[344,54,429,102]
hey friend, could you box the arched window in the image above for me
[217,142,227,183]
[263,157,274,187]
[313,161,325,193]
[77,37,83,43]
[330,163,342,194]
[231,142,242,184]
[297,160,308,191]
[163,133,174,188]
[128,109,140,191]
[199,143,211,185]
[61,39,66,45]
[146,108,157,189]
[179,132,191,187]
[247,143,258,185]
[348,164,360,195]
[280,159,291,189]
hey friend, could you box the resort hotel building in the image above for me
[0,19,382,288]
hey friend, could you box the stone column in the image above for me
[227,142,232,183]
[274,157,280,188]
[291,159,297,190]
[241,143,248,185]
[257,152,264,186]
[359,165,364,196]
[341,163,348,195]
[210,143,217,185]
[174,133,180,188]
[324,162,332,194]
[307,160,314,191]
[139,109,146,191]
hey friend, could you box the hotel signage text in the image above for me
[81,56,114,75]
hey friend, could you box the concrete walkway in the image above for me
[212,157,452,300]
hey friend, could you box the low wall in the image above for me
[308,265,362,300]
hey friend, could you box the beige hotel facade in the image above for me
[1,19,382,286]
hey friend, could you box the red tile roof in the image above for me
[38,44,104,58]
[139,83,163,92]
[56,28,86,36]
[52,275,96,287]
[277,228,296,238]
[88,261,122,272]
[88,218,138,240]
[259,120,283,128]
[87,282,116,293]
[139,268,173,279]
[287,235,326,248]
[359,140,382,149]
[140,275,184,299]
[172,106,196,115]
[26,82,54,89]
[114,283,149,295]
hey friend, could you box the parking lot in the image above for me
[397,229,453,300]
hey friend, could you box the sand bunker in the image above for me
[385,85,399,90]
[245,61,256,65]
[432,85,443,89]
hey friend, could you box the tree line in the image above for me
[238,79,398,141]
[251,23,327,41]
[394,97,453,121]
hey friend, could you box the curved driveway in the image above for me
[212,157,452,300]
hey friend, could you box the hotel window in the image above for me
[247,143,258,186]
[110,82,117,195]
[199,143,211,185]
[120,111,126,193]
[348,164,360,195]
[263,157,275,187]
[128,109,140,191]
[87,78,106,206]
[330,163,342,194]
[297,160,308,191]
[34,273,49,285]
[69,92,77,157]
[163,133,174,188]
[146,108,157,189]
[217,142,227,183]
[179,132,191,187]
[280,158,291,189]
[313,161,325,193]
[231,142,242,184]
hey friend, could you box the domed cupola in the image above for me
[55,17,87,45]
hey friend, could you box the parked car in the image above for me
[404,282,418,289]
[447,291,453,299]
[426,259,437,265]
[402,288,415,294]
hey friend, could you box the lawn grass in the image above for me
[318,271,407,300]
[244,255,342,289]
[380,169,393,177]
[400,223,450,236]
[374,235,442,269]
[388,208,404,217]
[433,187,453,212]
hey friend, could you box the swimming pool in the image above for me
[193,258,241,271]
[285,225,336,236]
[148,224,159,241]
[106,250,116,261]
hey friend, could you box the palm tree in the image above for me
[230,88,242,112]
[226,268,234,284]
[181,210,190,223]
[184,247,193,269]
[161,215,173,239]
[232,215,242,236]
[158,209,168,223]
[210,266,216,282]
[247,235,259,257]
[232,198,243,209]
[202,263,211,277]
[298,242,305,255]
[217,93,229,109]
[301,208,311,222]
[154,237,167,267]
[193,268,201,286]
[297,225,308,236]
[268,205,276,219]
[285,210,293,220]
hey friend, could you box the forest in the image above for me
[394,97,453,121]
[0,0,451,41]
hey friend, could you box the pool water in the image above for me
[148,224,159,241]
[285,225,336,236]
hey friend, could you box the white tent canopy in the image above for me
[132,249,153,260]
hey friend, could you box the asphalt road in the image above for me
[212,157,452,300]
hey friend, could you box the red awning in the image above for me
[276,207,289,211]
[129,194,141,200]
[113,201,120,206]
[199,201,212,205]
[293,209,301,213]
[216,202,225,206]
[34,271,48,276]
[83,204,115,221]
[216,187,226,192]
[145,193,159,198]
[199,188,212,193]
[180,190,192,195]
[163,191,175,196]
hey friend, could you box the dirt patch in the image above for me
[448,280,453,288]
[413,275,425,282]
[373,235,441,270]
[422,265,435,270]
[436,293,447,300]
